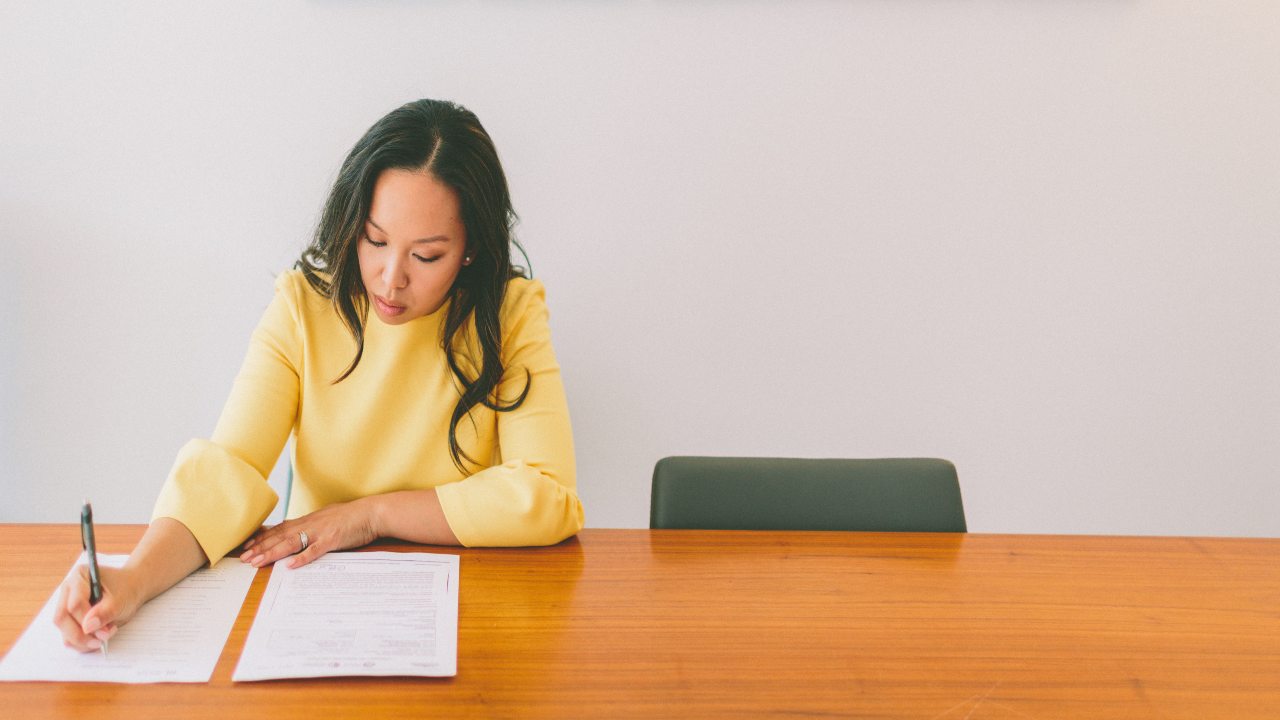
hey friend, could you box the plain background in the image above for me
[2,2,1277,536]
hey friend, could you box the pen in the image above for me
[80,501,107,657]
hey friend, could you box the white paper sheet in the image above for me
[232,551,459,681]
[0,553,257,683]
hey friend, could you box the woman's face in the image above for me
[357,168,469,324]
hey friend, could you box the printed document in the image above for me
[232,551,459,681]
[0,554,256,683]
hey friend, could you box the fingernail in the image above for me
[94,630,110,642]
[251,555,264,566]
[84,617,101,634]
[87,638,101,650]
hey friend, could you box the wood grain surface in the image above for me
[0,525,1277,719]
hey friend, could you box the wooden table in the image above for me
[1,525,1277,718]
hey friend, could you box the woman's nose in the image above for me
[382,255,408,289]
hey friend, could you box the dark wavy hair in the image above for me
[296,99,530,473]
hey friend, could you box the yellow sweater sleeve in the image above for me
[434,280,584,546]
[151,275,299,563]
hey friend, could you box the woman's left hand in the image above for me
[239,498,379,569]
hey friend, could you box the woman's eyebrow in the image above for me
[366,217,449,244]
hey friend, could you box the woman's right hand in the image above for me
[52,564,143,653]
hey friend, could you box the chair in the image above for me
[649,456,967,532]
[282,462,293,523]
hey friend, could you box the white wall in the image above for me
[3,1,1277,536]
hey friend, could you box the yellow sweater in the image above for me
[153,271,583,564]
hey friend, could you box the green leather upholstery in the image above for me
[283,462,293,521]
[650,456,967,532]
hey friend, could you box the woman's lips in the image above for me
[374,295,406,317]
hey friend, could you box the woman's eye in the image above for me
[414,254,442,264]
[365,236,387,248]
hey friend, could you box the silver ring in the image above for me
[298,530,309,552]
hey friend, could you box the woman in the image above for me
[55,99,583,652]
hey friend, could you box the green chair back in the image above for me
[282,462,293,522]
[650,456,967,532]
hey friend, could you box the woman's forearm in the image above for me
[366,489,461,546]
[120,517,210,606]
[236,490,457,570]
